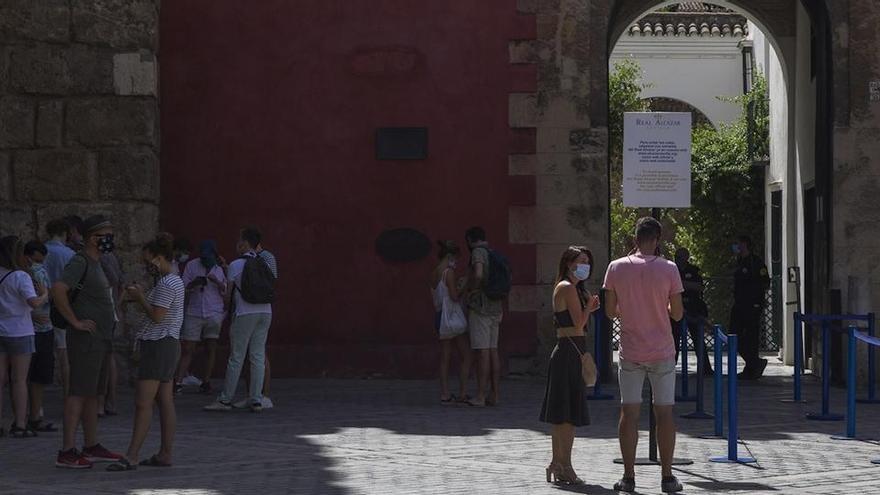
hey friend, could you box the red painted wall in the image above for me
[160,0,536,377]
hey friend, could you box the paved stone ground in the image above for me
[2,354,880,495]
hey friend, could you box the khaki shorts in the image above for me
[181,316,223,342]
[67,332,110,397]
[618,357,677,406]
[468,311,501,350]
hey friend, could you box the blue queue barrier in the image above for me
[709,326,756,464]
[790,313,873,418]
[682,319,713,420]
[676,319,696,402]
[857,313,878,404]
[833,326,880,442]
[587,312,614,401]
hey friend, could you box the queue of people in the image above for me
[0,215,279,471]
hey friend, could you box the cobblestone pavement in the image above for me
[2,355,880,495]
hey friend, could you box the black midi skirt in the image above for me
[539,336,590,426]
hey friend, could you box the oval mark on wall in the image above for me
[376,228,432,262]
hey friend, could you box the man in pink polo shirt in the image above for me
[603,217,684,494]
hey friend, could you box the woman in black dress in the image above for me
[540,246,600,484]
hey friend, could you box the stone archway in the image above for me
[508,0,835,368]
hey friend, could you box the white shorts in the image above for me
[618,357,677,406]
[54,327,67,350]
[181,316,223,342]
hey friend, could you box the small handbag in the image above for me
[567,337,597,387]
[439,299,468,338]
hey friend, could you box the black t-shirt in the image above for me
[733,254,770,308]
[678,262,708,317]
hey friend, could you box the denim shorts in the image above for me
[0,335,36,355]
[618,357,677,406]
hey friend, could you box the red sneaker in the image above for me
[82,443,124,463]
[56,449,93,469]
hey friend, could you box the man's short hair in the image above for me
[240,226,262,248]
[24,240,47,257]
[635,217,662,245]
[45,219,69,238]
[64,215,84,235]
[465,226,486,243]
[173,237,192,253]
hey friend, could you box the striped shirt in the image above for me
[138,273,185,341]
[258,250,278,279]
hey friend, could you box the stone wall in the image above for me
[0,1,160,384]
[0,0,160,267]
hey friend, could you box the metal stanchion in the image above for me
[682,319,713,420]
[676,319,695,402]
[857,313,879,404]
[699,325,725,439]
[588,312,613,401]
[781,312,806,403]
[710,332,757,464]
[613,382,693,466]
[806,320,844,421]
[832,327,859,440]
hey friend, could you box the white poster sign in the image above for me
[622,112,692,208]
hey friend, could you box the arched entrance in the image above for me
[606,0,834,369]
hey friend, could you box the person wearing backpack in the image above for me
[204,227,275,413]
[463,226,509,407]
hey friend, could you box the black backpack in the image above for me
[238,255,276,304]
[483,249,512,301]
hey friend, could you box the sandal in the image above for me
[440,394,457,405]
[28,419,58,432]
[103,409,119,417]
[139,454,172,467]
[455,394,471,405]
[9,424,37,438]
[466,398,486,407]
[106,458,137,471]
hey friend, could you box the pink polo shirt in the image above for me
[603,254,683,363]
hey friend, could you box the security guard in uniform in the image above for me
[730,235,771,379]
[673,248,712,374]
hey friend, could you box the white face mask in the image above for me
[448,259,457,269]
[573,263,591,281]
[178,254,190,263]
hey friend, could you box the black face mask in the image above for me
[97,234,115,254]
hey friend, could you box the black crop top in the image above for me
[553,285,588,329]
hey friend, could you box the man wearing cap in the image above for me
[51,215,123,469]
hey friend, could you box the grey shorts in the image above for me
[0,335,35,355]
[618,357,677,406]
[138,337,181,382]
[468,311,501,350]
[67,332,111,397]
[181,316,222,342]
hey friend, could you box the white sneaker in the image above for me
[181,375,202,387]
[261,397,274,409]
[232,398,250,409]
[203,400,231,412]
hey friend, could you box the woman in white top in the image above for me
[431,240,472,404]
[108,234,184,471]
[0,236,49,437]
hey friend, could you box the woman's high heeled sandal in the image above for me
[557,465,585,485]
[545,462,562,483]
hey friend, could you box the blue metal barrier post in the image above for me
[782,313,805,403]
[588,312,613,401]
[858,313,879,404]
[676,319,696,402]
[699,324,725,439]
[833,327,858,440]
[807,319,844,421]
[682,319,713,420]
[710,333,756,463]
